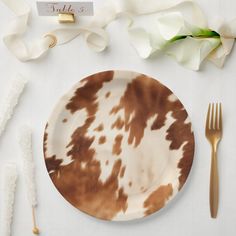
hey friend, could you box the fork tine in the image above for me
[210,103,214,129]
[215,103,219,130]
[219,103,222,130]
[206,103,211,130]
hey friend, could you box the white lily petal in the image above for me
[157,12,192,40]
[165,37,221,70]
[208,38,234,67]
[128,28,153,58]
[149,30,167,50]
[128,17,168,58]
[208,18,236,67]
[218,19,236,38]
[208,46,227,68]
[129,12,200,59]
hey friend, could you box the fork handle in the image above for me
[210,148,219,218]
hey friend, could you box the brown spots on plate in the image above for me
[47,72,127,219]
[109,74,194,190]
[50,158,128,220]
[45,70,128,220]
[43,129,63,174]
[98,136,106,144]
[112,134,123,155]
[43,129,48,154]
[165,109,194,190]
[66,117,96,162]
[44,70,195,221]
[120,166,126,178]
[94,123,104,132]
[105,91,111,98]
[111,116,124,130]
[177,139,194,190]
[110,75,183,147]
[66,71,114,115]
[144,184,173,216]
[45,155,63,174]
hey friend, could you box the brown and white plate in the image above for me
[43,70,195,221]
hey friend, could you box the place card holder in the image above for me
[58,12,75,23]
[36,1,94,24]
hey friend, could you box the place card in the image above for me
[36,1,94,16]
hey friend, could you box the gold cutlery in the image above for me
[205,103,222,218]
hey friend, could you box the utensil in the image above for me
[205,103,222,218]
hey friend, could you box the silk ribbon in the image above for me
[1,0,236,70]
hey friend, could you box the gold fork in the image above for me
[205,103,223,218]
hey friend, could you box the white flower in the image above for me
[208,18,236,67]
[128,12,223,70]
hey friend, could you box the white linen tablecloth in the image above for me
[0,0,236,235]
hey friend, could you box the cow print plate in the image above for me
[43,70,195,221]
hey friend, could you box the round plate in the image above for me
[43,70,195,221]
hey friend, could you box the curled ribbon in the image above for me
[1,0,236,70]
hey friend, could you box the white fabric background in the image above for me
[0,0,236,235]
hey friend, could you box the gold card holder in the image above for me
[58,13,75,23]
[37,2,94,24]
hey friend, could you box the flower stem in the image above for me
[193,29,220,38]
[169,29,220,44]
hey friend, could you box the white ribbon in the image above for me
[1,0,236,70]
[2,0,109,61]
[208,19,236,67]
